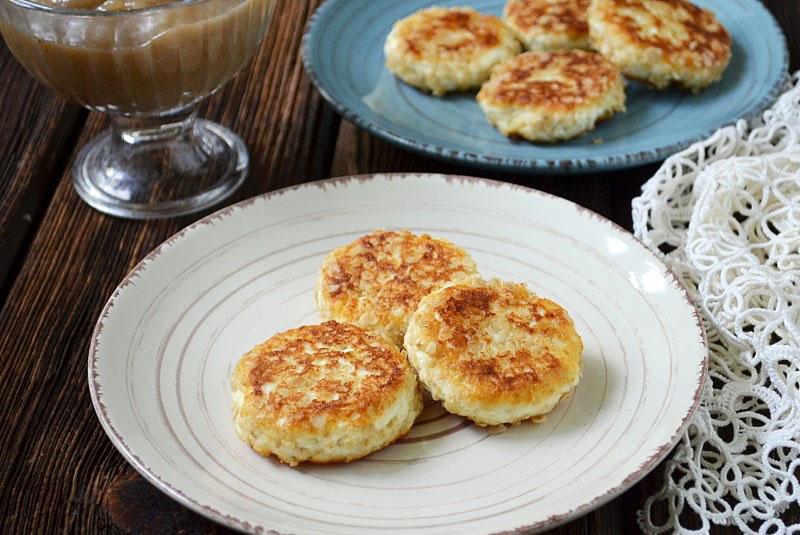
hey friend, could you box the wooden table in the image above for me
[0,1,797,532]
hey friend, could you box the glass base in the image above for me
[73,117,248,220]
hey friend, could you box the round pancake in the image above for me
[477,49,625,142]
[587,0,731,91]
[404,278,583,426]
[231,321,423,466]
[503,0,591,51]
[384,6,522,95]
[317,230,479,347]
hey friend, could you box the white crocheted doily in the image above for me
[633,72,800,534]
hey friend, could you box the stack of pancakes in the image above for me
[383,0,732,142]
[232,230,583,466]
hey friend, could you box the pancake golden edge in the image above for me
[477,49,625,142]
[317,229,479,347]
[503,0,592,51]
[404,278,583,426]
[587,0,731,91]
[384,6,522,95]
[232,321,423,466]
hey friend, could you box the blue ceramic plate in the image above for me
[302,0,787,173]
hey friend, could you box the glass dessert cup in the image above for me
[0,0,273,219]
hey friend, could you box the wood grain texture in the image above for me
[0,0,336,532]
[331,120,619,225]
[0,0,796,533]
[765,0,800,72]
[0,42,85,299]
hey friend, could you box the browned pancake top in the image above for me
[395,7,507,59]
[593,0,730,67]
[239,321,410,429]
[414,280,583,403]
[479,50,621,109]
[506,0,590,38]
[318,230,478,346]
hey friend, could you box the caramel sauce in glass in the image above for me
[0,0,272,113]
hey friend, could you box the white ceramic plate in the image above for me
[89,174,707,534]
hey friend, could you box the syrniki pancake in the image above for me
[384,6,522,95]
[504,0,591,51]
[587,0,731,91]
[317,229,478,347]
[404,278,583,426]
[232,321,423,466]
[477,49,625,142]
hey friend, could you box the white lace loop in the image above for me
[633,71,800,534]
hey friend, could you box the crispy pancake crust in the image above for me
[479,49,620,109]
[232,321,422,465]
[477,49,625,141]
[398,7,503,58]
[384,6,521,95]
[503,0,591,51]
[588,0,731,90]
[317,230,478,347]
[405,279,583,426]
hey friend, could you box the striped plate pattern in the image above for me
[89,174,707,534]
[301,0,787,173]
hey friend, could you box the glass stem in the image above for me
[111,107,198,145]
[72,104,247,219]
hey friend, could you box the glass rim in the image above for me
[3,0,218,17]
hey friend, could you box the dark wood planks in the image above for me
[0,42,86,300]
[765,0,800,72]
[330,120,620,224]
[0,0,336,532]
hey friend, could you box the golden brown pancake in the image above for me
[588,0,731,90]
[504,0,591,51]
[384,6,522,95]
[317,230,479,347]
[477,49,625,141]
[404,278,583,426]
[231,321,422,466]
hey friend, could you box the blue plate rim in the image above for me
[301,0,789,174]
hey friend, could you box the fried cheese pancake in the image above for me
[504,0,591,51]
[384,6,522,95]
[317,230,479,347]
[231,321,423,466]
[587,0,731,90]
[477,49,625,141]
[404,278,583,426]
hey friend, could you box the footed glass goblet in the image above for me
[0,0,273,219]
